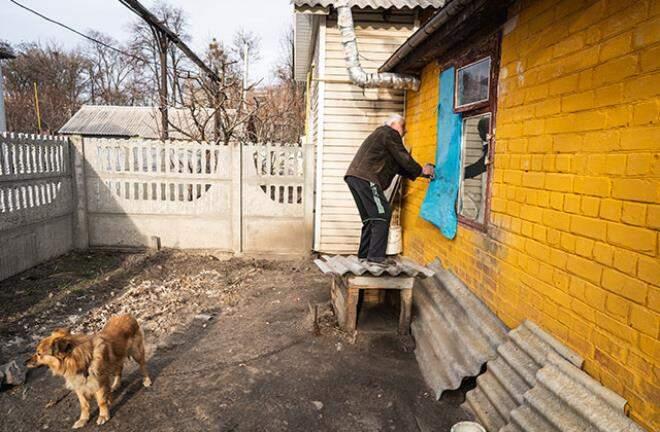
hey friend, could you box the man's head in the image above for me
[385,114,406,137]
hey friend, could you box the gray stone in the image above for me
[2,360,27,385]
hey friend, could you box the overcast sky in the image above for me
[0,0,294,84]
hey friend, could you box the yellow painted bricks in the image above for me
[402,0,659,429]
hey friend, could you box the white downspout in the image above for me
[336,1,420,91]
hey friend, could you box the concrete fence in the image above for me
[0,133,314,281]
[0,133,73,280]
[78,137,313,254]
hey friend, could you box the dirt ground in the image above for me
[0,250,470,431]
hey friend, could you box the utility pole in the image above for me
[242,43,249,107]
[33,82,42,133]
[118,0,221,140]
[236,42,250,255]
[88,65,96,105]
[209,39,221,142]
[155,30,169,140]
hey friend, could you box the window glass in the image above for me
[459,113,491,224]
[456,57,491,108]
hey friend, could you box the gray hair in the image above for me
[384,114,405,127]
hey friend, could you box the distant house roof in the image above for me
[59,105,221,140]
[0,44,15,60]
[293,0,445,9]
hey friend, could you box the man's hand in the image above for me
[422,163,435,179]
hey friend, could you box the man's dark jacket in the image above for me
[345,125,422,190]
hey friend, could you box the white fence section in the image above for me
[0,134,313,281]
[83,138,234,249]
[0,133,73,280]
[242,143,306,253]
[80,137,312,254]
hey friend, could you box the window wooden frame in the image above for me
[437,31,501,232]
[454,56,492,112]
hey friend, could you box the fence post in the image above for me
[70,135,89,250]
[231,141,242,255]
[303,137,315,253]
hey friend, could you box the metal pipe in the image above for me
[335,1,420,91]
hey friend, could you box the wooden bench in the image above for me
[331,274,414,336]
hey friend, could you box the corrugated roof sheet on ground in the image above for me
[463,320,584,432]
[293,0,447,9]
[463,320,642,432]
[314,255,435,277]
[413,260,509,398]
[499,352,645,432]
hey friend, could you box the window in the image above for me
[455,57,491,110]
[451,33,500,230]
[458,113,491,225]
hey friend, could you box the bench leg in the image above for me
[399,288,413,335]
[345,287,359,334]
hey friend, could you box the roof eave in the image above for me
[380,0,511,75]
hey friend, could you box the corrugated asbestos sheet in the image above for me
[59,105,220,140]
[413,260,509,398]
[463,320,583,431]
[464,321,645,432]
[314,255,435,277]
[501,353,645,432]
[293,0,447,9]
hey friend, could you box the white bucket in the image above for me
[450,422,486,432]
[386,224,402,255]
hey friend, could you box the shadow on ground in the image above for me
[0,251,471,432]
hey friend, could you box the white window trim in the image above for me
[454,56,492,110]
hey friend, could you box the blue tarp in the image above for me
[419,67,462,240]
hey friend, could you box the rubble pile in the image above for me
[0,252,288,373]
[73,267,248,340]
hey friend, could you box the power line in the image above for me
[7,0,199,77]
[118,0,220,82]
[8,0,145,63]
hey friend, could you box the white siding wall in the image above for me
[315,11,416,253]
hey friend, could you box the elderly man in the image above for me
[345,114,435,266]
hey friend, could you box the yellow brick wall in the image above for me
[402,0,659,429]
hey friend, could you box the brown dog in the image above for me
[27,314,151,428]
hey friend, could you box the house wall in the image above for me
[401,0,659,429]
[314,10,415,253]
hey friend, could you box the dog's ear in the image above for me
[52,338,74,357]
[52,328,71,337]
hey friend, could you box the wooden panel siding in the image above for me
[315,13,416,253]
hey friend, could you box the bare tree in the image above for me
[165,37,262,145]
[4,42,88,133]
[127,0,192,106]
[247,26,305,143]
[83,31,149,105]
[274,25,296,84]
[231,28,261,72]
[1,7,303,143]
